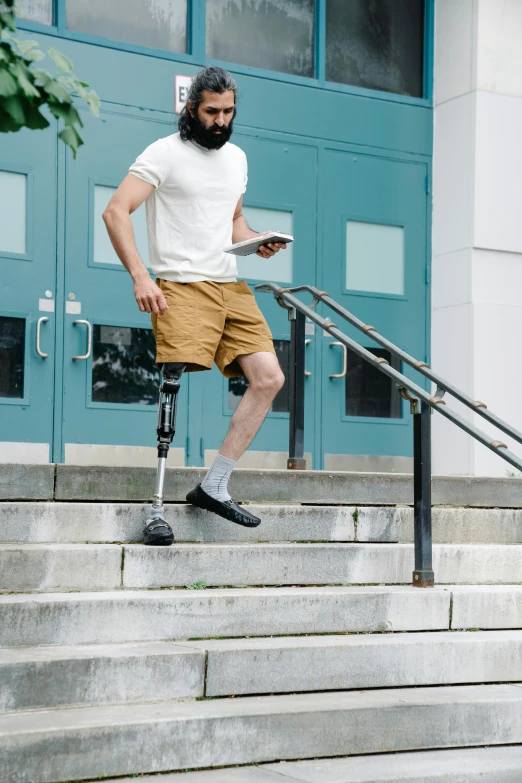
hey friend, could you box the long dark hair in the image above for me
[178,66,238,141]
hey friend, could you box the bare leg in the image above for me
[219,351,285,461]
[188,352,284,525]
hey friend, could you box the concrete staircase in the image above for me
[1,463,522,783]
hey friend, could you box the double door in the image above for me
[0,107,428,470]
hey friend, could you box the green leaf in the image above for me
[16,38,39,55]
[24,47,44,61]
[11,61,40,97]
[48,100,82,128]
[2,93,24,123]
[32,67,53,86]
[22,101,49,130]
[44,78,72,103]
[48,48,73,73]
[59,123,84,158]
[0,65,17,96]
[0,11,16,32]
[0,105,20,132]
[85,88,100,117]
[56,73,76,91]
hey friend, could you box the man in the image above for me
[103,66,287,544]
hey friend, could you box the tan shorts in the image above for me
[151,279,275,378]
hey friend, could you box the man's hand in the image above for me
[133,275,169,314]
[256,231,287,258]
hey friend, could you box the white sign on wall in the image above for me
[175,74,193,114]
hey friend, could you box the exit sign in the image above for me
[175,74,193,114]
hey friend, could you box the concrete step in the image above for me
[4,463,522,506]
[121,543,522,588]
[105,745,522,782]
[3,502,522,544]
[0,586,450,646]
[0,544,122,592]
[2,684,522,783]
[0,641,205,712]
[0,502,397,544]
[4,543,522,592]
[197,629,522,696]
[4,630,522,711]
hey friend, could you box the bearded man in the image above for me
[103,66,287,545]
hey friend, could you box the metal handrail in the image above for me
[259,283,522,448]
[256,282,522,589]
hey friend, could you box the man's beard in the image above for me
[190,111,234,150]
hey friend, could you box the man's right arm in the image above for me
[102,174,168,314]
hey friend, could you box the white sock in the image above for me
[201,453,236,501]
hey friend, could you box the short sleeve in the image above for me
[241,151,248,195]
[128,138,169,189]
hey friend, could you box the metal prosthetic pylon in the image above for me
[144,363,185,546]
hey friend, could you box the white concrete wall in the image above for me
[432,0,522,476]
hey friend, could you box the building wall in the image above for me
[432,0,522,476]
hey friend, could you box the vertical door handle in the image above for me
[329,341,347,379]
[35,316,49,358]
[304,339,312,377]
[72,319,92,360]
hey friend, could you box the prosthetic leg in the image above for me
[144,363,186,546]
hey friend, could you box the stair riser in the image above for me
[3,503,522,545]
[0,503,394,544]
[3,544,522,593]
[0,589,450,646]
[3,633,522,711]
[0,645,204,712]
[122,544,522,588]
[52,465,522,507]
[203,634,522,697]
[2,686,522,783]
[0,546,121,592]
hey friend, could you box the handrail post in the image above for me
[413,400,435,587]
[288,308,306,470]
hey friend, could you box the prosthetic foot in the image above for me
[144,363,186,546]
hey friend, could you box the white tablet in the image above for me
[224,232,294,257]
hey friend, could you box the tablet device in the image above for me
[224,232,294,256]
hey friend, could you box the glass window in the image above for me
[237,206,293,283]
[92,325,160,405]
[229,339,289,412]
[0,317,25,399]
[94,185,149,267]
[346,220,404,296]
[0,171,26,256]
[14,0,53,25]
[66,0,187,54]
[207,0,315,78]
[345,346,401,418]
[326,0,424,97]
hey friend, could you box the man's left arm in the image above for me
[232,197,287,259]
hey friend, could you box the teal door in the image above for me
[60,108,188,466]
[187,134,317,469]
[319,149,429,471]
[0,125,57,464]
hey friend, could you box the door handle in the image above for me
[73,319,92,360]
[329,341,347,379]
[305,339,312,377]
[35,316,49,358]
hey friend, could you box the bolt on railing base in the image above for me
[288,458,307,470]
[413,569,435,587]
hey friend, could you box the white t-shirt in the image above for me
[128,132,248,283]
